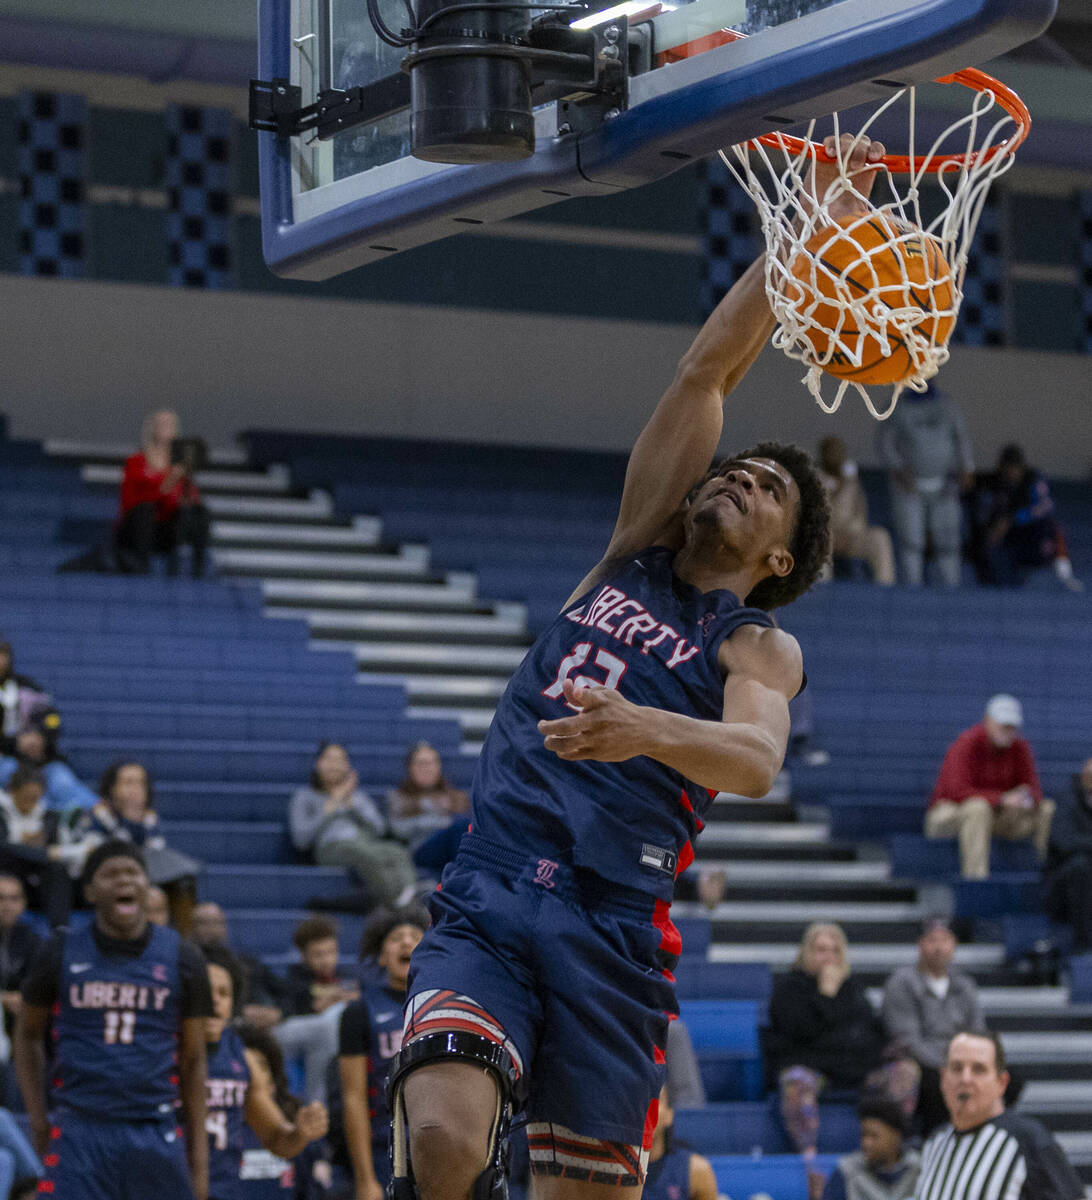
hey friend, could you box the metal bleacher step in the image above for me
[45,439,248,468]
[1056,1133,1092,1167]
[214,544,434,579]
[261,575,481,613]
[205,491,334,522]
[1020,1081,1092,1111]
[677,900,928,924]
[1002,1032,1092,1064]
[292,604,528,643]
[688,859,891,883]
[388,674,510,701]
[211,516,384,550]
[339,641,529,673]
[699,822,831,847]
[709,941,1007,970]
[82,462,293,494]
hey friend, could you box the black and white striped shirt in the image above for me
[918,1111,1083,1200]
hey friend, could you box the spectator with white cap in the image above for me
[924,695,1053,879]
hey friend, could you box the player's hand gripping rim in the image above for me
[803,133,887,225]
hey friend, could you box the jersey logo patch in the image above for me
[533,858,559,889]
[640,845,678,874]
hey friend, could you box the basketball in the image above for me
[788,214,956,385]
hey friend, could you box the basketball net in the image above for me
[721,76,1025,420]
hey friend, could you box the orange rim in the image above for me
[709,26,1030,173]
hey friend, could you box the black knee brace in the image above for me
[387,1031,523,1200]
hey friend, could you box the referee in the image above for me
[917,1031,1082,1200]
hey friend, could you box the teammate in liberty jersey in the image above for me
[331,906,427,1200]
[14,841,213,1200]
[391,136,887,1200]
[203,945,328,1200]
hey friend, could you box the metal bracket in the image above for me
[250,13,640,142]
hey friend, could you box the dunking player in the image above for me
[14,841,212,1199]
[388,136,885,1200]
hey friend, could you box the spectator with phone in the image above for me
[115,410,211,578]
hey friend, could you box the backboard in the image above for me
[255,0,1056,279]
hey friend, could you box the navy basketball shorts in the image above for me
[404,834,679,1185]
[40,1108,194,1200]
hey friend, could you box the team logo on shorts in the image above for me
[533,859,559,889]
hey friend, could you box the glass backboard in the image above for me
[255,0,1055,278]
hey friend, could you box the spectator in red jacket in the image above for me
[925,695,1054,879]
[115,410,211,578]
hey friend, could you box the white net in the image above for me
[720,74,1025,420]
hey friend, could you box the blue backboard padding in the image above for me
[259,0,1056,277]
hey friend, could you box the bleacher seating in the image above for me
[4,426,1092,1198]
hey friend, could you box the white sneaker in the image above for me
[1055,557,1085,592]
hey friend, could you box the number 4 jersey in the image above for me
[21,920,214,1121]
[471,546,777,902]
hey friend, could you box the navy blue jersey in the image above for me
[53,921,183,1120]
[331,981,404,1172]
[472,547,776,900]
[643,1147,692,1200]
[207,1026,251,1200]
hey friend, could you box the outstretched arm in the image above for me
[537,624,801,798]
[564,256,775,608]
[244,1048,329,1160]
[566,135,886,610]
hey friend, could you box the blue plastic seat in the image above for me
[709,1154,841,1200]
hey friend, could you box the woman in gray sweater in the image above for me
[289,743,416,906]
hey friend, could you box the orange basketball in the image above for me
[788,214,956,385]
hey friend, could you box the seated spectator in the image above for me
[641,1086,717,1200]
[202,946,328,1200]
[290,743,416,908]
[820,1098,920,1200]
[925,695,1054,880]
[0,768,85,926]
[817,437,895,586]
[115,409,211,578]
[386,742,470,853]
[881,916,984,1136]
[970,443,1082,592]
[0,875,44,1054]
[191,901,286,1031]
[79,761,201,931]
[767,923,919,1162]
[330,905,427,1198]
[0,709,98,815]
[237,1023,332,1200]
[1043,757,1092,952]
[666,1017,706,1110]
[0,641,50,759]
[917,1031,1083,1200]
[274,916,359,1105]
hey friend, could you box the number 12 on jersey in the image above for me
[544,642,627,709]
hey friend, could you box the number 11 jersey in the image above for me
[471,546,776,903]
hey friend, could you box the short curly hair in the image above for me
[360,903,430,962]
[689,441,830,611]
